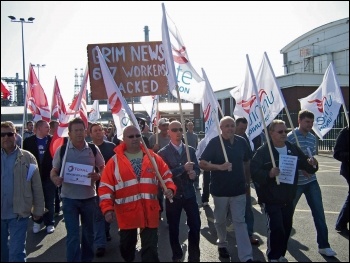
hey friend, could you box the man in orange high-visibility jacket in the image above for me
[99,125,176,262]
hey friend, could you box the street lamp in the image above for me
[8,15,35,122]
[32,64,46,81]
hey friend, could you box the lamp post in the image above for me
[8,15,35,123]
[32,64,46,81]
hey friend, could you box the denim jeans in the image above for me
[1,217,29,262]
[93,196,107,249]
[62,197,96,262]
[292,180,330,248]
[245,194,254,237]
[42,179,56,227]
[166,195,201,262]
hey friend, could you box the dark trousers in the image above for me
[166,195,201,262]
[55,186,61,213]
[264,202,294,261]
[119,228,159,262]
[42,179,56,227]
[336,173,349,229]
[201,171,211,203]
[157,186,164,212]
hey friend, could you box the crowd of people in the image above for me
[1,111,348,262]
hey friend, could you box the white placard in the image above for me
[278,155,297,184]
[63,162,93,186]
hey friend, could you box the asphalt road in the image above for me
[25,155,349,262]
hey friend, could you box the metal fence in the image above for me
[277,110,347,153]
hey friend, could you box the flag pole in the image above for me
[59,62,89,178]
[162,3,191,163]
[264,52,301,148]
[202,68,228,162]
[247,54,279,184]
[21,64,31,148]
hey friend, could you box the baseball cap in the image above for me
[158,118,169,126]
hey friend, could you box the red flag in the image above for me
[27,64,51,122]
[51,77,67,120]
[58,64,88,138]
[1,80,11,99]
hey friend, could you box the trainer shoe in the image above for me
[46,225,55,234]
[33,222,41,234]
[318,247,337,257]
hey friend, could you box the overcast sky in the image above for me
[1,1,349,106]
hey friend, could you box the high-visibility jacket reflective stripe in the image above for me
[112,154,159,204]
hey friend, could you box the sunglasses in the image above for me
[1,132,15,137]
[276,130,288,134]
[126,134,141,139]
[170,128,183,133]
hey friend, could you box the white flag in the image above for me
[140,95,159,131]
[201,68,219,146]
[88,100,101,122]
[299,62,343,139]
[95,46,140,139]
[231,53,285,142]
[161,3,205,103]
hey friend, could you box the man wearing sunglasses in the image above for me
[99,125,176,262]
[158,121,201,262]
[1,121,45,262]
[251,119,319,262]
[287,110,336,257]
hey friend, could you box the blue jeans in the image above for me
[1,217,29,262]
[42,179,56,227]
[245,194,254,237]
[292,180,330,248]
[62,197,96,262]
[166,195,201,262]
[93,196,108,249]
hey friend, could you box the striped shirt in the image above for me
[287,128,316,185]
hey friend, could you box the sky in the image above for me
[1,1,349,107]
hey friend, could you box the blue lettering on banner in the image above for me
[178,86,190,94]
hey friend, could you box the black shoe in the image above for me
[106,231,112,241]
[246,259,261,262]
[95,247,105,257]
[218,247,230,258]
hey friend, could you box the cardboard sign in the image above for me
[87,41,168,100]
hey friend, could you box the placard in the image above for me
[87,41,168,100]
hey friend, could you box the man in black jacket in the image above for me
[251,120,318,262]
[23,120,55,234]
[333,126,349,235]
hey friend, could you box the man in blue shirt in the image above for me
[287,109,336,257]
[199,116,256,262]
